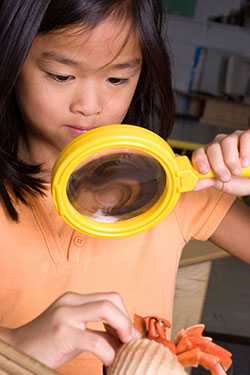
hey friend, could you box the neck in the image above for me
[18,135,60,183]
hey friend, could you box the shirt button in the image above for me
[73,236,85,247]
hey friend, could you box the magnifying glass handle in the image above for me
[176,156,250,193]
[198,166,250,179]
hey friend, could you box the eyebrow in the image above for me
[40,52,79,66]
[109,59,142,70]
[39,51,141,70]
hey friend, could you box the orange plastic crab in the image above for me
[134,315,232,375]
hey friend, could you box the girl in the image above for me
[0,1,249,374]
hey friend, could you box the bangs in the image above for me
[39,0,135,35]
[39,0,138,72]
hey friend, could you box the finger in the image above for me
[213,133,228,143]
[42,329,119,368]
[239,130,250,167]
[104,323,140,342]
[192,133,228,174]
[65,301,135,343]
[77,330,118,366]
[206,142,231,182]
[193,179,215,191]
[217,177,250,196]
[192,147,211,174]
[54,292,129,315]
[220,134,241,176]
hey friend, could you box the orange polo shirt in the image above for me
[0,187,235,374]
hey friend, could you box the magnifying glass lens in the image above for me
[67,152,167,222]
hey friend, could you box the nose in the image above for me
[70,81,103,117]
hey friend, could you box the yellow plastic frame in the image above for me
[51,124,222,238]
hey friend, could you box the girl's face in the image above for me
[16,16,142,170]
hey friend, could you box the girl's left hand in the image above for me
[192,130,250,196]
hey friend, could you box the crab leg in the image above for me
[176,337,232,370]
[133,315,233,375]
[177,348,228,375]
[175,324,206,343]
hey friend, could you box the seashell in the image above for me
[107,338,188,375]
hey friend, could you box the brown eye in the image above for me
[108,77,128,85]
[48,73,75,82]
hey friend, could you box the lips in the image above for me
[63,125,88,138]
[66,125,89,131]
[64,124,98,135]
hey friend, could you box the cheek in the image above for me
[16,79,63,124]
[105,98,129,123]
[106,85,138,121]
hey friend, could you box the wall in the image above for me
[195,0,244,22]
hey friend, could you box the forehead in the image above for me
[31,16,141,70]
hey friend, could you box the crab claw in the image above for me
[134,314,147,336]
[144,316,171,339]
[134,315,171,339]
[134,315,176,353]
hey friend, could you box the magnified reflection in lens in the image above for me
[67,152,167,222]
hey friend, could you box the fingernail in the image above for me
[242,158,249,168]
[199,164,209,174]
[233,168,241,176]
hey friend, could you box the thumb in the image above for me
[194,177,250,196]
[193,179,216,191]
[217,177,250,196]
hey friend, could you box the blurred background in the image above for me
[164,0,250,144]
[162,1,250,373]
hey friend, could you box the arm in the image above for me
[210,199,250,263]
[192,130,250,262]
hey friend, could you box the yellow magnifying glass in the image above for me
[51,124,250,238]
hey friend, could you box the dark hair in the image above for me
[0,0,175,220]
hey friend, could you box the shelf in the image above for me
[170,116,232,146]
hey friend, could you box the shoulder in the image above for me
[0,194,35,239]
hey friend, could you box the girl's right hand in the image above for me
[4,292,138,368]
